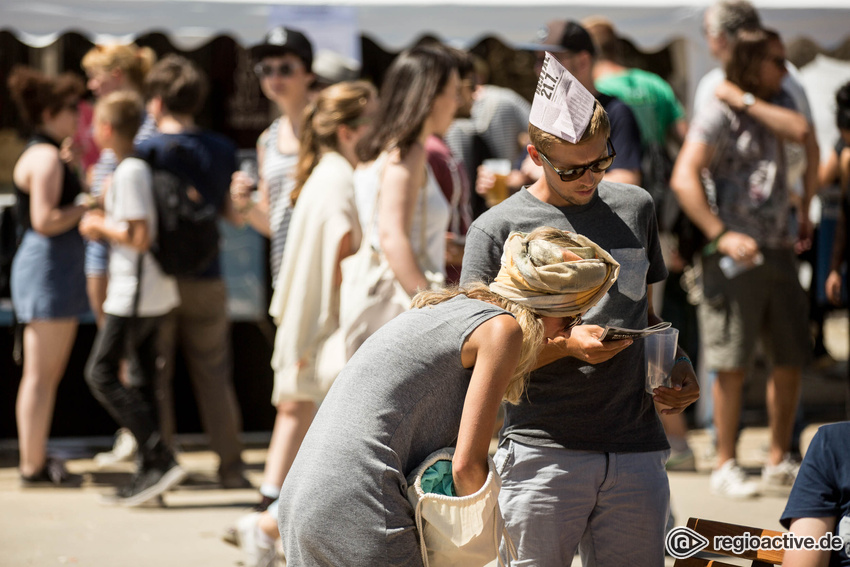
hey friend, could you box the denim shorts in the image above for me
[85,239,110,277]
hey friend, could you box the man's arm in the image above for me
[782,517,836,567]
[604,100,642,186]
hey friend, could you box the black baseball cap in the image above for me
[250,27,314,71]
[516,20,596,56]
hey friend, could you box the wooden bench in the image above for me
[672,517,785,567]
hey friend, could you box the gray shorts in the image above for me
[495,439,670,567]
[698,248,810,371]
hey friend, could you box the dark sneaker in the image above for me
[115,461,187,508]
[253,494,276,513]
[20,457,83,488]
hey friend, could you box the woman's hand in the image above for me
[229,170,256,214]
[78,210,104,240]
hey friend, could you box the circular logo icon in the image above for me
[666,526,710,559]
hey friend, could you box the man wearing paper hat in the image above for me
[461,53,699,566]
[521,20,644,187]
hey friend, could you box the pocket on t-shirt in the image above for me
[611,248,649,301]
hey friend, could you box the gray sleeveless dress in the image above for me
[278,295,512,566]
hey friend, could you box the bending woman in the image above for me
[8,66,90,486]
[278,227,620,566]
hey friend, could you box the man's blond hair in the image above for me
[95,90,143,141]
[528,101,610,154]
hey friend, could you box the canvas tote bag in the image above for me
[339,153,443,359]
[406,448,517,567]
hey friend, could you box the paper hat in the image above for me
[529,52,596,144]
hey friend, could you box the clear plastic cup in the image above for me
[644,327,679,394]
[481,158,511,207]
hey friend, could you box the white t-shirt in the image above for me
[102,157,180,318]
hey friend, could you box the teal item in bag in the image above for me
[419,460,456,497]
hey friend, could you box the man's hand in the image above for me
[714,80,748,111]
[717,230,760,265]
[534,325,632,369]
[652,361,700,414]
[826,269,843,305]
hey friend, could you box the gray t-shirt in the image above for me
[278,296,510,566]
[460,183,669,452]
[687,94,794,249]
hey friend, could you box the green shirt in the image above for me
[595,68,685,148]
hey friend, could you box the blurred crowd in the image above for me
[4,0,850,565]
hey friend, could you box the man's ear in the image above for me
[527,144,543,166]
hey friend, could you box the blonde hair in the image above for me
[528,101,610,154]
[411,283,544,405]
[95,90,144,141]
[292,80,376,206]
[82,44,156,91]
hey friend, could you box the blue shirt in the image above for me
[781,422,850,567]
[136,131,237,279]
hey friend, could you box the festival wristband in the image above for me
[702,229,727,256]
[674,356,692,367]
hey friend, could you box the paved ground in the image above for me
[0,423,831,567]
[2,310,846,566]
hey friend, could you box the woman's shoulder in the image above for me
[17,142,60,172]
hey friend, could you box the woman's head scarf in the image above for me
[489,229,620,317]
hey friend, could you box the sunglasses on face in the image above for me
[768,55,786,69]
[566,314,583,331]
[537,138,617,182]
[254,61,299,79]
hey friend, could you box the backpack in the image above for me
[142,145,220,277]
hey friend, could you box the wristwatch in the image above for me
[741,92,756,109]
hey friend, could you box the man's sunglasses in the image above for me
[254,62,299,79]
[537,138,617,182]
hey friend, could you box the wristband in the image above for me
[674,356,692,367]
[702,229,727,256]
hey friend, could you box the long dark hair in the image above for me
[724,28,773,99]
[356,45,456,162]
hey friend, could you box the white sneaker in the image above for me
[710,459,760,498]
[762,455,800,487]
[95,428,138,468]
[236,513,277,567]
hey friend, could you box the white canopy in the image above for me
[3,0,850,121]
[4,0,849,51]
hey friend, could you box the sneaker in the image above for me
[254,494,276,513]
[113,460,187,508]
[20,457,83,488]
[762,455,800,488]
[95,428,138,468]
[710,459,759,498]
[236,512,277,567]
[666,449,697,472]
